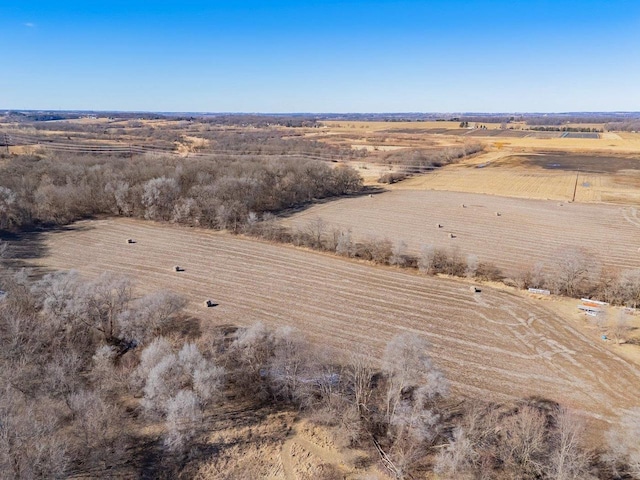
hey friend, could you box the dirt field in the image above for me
[24,218,640,424]
[321,120,640,155]
[392,151,640,203]
[282,190,640,276]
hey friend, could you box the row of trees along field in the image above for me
[246,216,640,312]
[0,153,363,231]
[1,256,639,479]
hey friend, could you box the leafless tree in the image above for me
[612,311,632,345]
[359,236,393,264]
[382,333,448,425]
[549,248,599,297]
[389,240,408,267]
[418,244,436,275]
[0,186,17,230]
[142,176,181,221]
[498,405,547,478]
[547,408,592,480]
[266,326,309,404]
[303,216,327,249]
[619,269,640,308]
[466,254,479,278]
[164,390,203,451]
[335,229,355,257]
[606,408,640,478]
[118,291,187,344]
[171,197,200,225]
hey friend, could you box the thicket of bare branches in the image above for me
[0,258,633,478]
[0,152,362,232]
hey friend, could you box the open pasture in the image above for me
[25,218,640,422]
[282,190,640,276]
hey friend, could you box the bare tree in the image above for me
[466,254,479,278]
[549,248,599,297]
[389,240,408,267]
[620,269,640,308]
[266,326,309,404]
[335,229,355,257]
[164,390,203,451]
[612,310,632,345]
[382,333,448,425]
[118,291,187,344]
[303,217,326,249]
[142,176,181,221]
[418,244,436,275]
[547,408,592,480]
[606,408,640,478]
[139,341,224,414]
[498,405,547,478]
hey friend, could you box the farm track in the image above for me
[29,218,640,423]
[282,190,640,276]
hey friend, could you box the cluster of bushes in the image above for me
[0,153,363,232]
[1,259,638,479]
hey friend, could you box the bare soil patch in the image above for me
[25,218,640,424]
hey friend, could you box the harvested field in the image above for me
[282,190,640,275]
[395,151,640,203]
[519,153,640,174]
[24,218,640,423]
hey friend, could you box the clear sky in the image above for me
[1,1,639,112]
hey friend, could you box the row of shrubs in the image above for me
[244,215,640,310]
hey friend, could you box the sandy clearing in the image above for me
[25,218,640,424]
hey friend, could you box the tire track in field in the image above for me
[30,218,640,422]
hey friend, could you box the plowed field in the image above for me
[282,190,640,276]
[26,218,640,423]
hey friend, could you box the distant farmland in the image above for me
[281,190,640,276]
[25,218,640,422]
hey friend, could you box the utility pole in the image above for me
[3,133,9,154]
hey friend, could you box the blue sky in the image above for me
[1,1,639,112]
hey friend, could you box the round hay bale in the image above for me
[461,204,466,208]
[436,223,442,228]
[495,212,501,216]
[448,233,456,239]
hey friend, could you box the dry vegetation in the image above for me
[15,218,640,422]
[281,190,640,277]
[2,113,640,478]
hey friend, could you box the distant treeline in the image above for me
[5,111,640,127]
[605,121,640,132]
[530,126,602,133]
